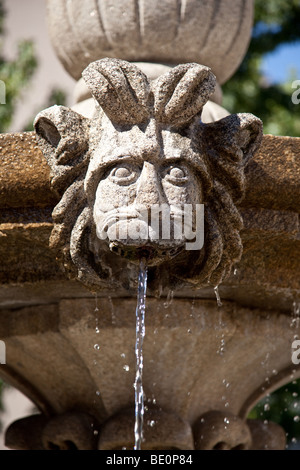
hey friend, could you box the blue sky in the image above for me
[261,42,300,84]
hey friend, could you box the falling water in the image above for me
[134,258,148,451]
[214,285,222,307]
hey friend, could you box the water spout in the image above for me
[134,258,148,450]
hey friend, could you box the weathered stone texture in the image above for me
[0,298,296,449]
[46,0,253,85]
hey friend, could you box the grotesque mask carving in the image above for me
[34,58,262,293]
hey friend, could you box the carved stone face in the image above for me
[34,58,263,291]
[87,118,203,264]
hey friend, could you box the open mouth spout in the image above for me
[108,240,185,266]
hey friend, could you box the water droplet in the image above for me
[123,364,130,372]
[264,403,270,411]
[147,420,155,427]
[95,390,100,396]
[293,415,300,422]
[293,392,298,398]
[290,301,300,328]
[214,286,222,307]
[93,429,99,436]
[222,379,230,388]
[224,417,230,425]
[233,267,238,276]
[225,402,229,408]
[120,353,126,358]
[164,290,174,308]
[187,328,192,334]
[95,326,100,334]
[217,336,226,355]
[94,344,100,350]
[108,296,117,325]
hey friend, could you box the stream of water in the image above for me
[134,258,148,450]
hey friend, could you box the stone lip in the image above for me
[46,0,253,85]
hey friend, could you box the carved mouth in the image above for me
[108,241,184,266]
[97,212,194,244]
[95,208,195,265]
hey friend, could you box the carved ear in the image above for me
[82,58,151,126]
[202,113,263,201]
[34,106,89,193]
[152,63,216,126]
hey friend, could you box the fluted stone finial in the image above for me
[46,0,254,85]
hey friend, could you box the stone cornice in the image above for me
[0,132,299,213]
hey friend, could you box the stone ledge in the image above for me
[0,132,299,212]
[0,132,57,209]
[0,132,299,312]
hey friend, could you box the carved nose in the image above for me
[135,162,165,207]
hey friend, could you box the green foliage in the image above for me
[0,1,38,133]
[249,379,300,447]
[222,0,300,137]
[0,0,66,134]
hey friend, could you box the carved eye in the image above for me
[164,164,188,185]
[109,163,139,185]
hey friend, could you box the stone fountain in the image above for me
[0,0,299,450]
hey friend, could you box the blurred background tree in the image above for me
[222,0,300,137]
[0,0,37,133]
[0,0,65,134]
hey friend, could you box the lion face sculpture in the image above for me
[34,58,262,293]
